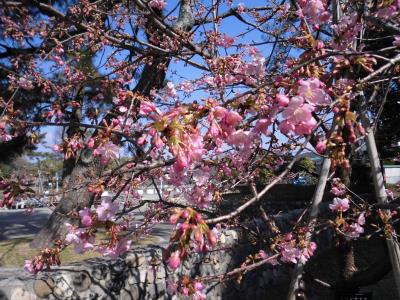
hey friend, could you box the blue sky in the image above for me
[35,0,293,153]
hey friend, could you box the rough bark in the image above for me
[30,150,99,248]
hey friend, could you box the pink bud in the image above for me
[207,230,217,246]
[168,250,181,269]
[180,223,190,231]
[194,228,204,244]
[275,94,289,107]
[194,213,203,223]
[87,138,95,148]
[315,140,326,154]
[137,135,147,145]
[170,213,180,224]
[182,209,190,219]
[139,101,156,115]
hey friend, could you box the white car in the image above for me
[12,199,26,209]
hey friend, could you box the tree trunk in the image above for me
[30,151,99,248]
[31,0,196,249]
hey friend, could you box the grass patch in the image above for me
[0,233,157,268]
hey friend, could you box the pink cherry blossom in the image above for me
[280,242,300,263]
[24,260,34,273]
[225,111,243,127]
[79,208,93,227]
[259,250,279,265]
[93,142,119,164]
[148,0,166,10]
[139,101,156,115]
[253,118,271,135]
[276,94,289,107]
[226,130,255,148]
[298,0,330,25]
[329,197,350,212]
[97,239,132,258]
[298,242,317,264]
[344,222,364,240]
[298,78,331,106]
[18,77,34,90]
[96,198,119,221]
[282,96,314,123]
[315,139,327,154]
[164,82,177,98]
[279,96,318,135]
[237,3,245,13]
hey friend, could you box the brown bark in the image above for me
[30,151,100,248]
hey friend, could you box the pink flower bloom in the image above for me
[237,3,245,13]
[298,78,331,106]
[164,82,177,97]
[148,0,166,10]
[24,260,34,273]
[298,242,317,264]
[168,250,181,269]
[226,130,255,148]
[213,106,228,119]
[74,241,94,253]
[276,94,290,107]
[216,33,236,48]
[87,138,95,148]
[139,101,156,115]
[178,81,194,93]
[93,142,119,164]
[282,96,314,123]
[298,0,330,25]
[254,118,271,135]
[329,197,350,212]
[345,222,364,240]
[357,212,366,226]
[225,111,243,127]
[79,208,93,227]
[97,239,132,258]
[280,242,300,264]
[96,198,119,221]
[315,139,327,154]
[18,77,34,90]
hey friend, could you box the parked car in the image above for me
[12,199,27,209]
[11,197,44,209]
[26,198,44,208]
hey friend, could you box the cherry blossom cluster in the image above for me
[279,78,331,135]
[166,208,218,270]
[167,276,206,300]
[24,242,63,274]
[328,178,366,241]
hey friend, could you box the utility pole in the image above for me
[362,110,400,298]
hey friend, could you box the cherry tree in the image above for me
[1,0,400,298]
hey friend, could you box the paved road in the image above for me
[0,208,173,244]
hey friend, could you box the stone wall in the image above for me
[0,225,397,299]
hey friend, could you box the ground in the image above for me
[0,208,173,267]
